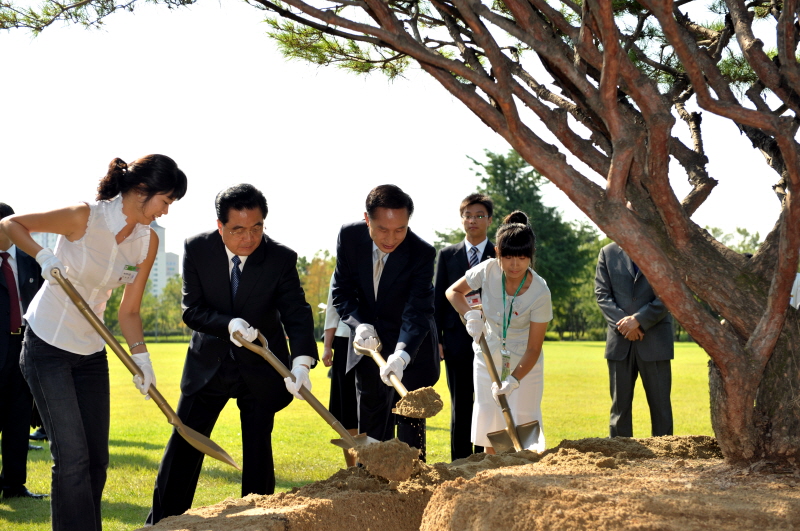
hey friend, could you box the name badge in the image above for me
[500,349,511,380]
[119,265,139,284]
[467,292,482,308]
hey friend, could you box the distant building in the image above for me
[166,252,180,279]
[31,232,59,251]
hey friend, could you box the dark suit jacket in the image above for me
[1,247,41,365]
[331,221,439,391]
[434,240,495,357]
[180,230,318,410]
[595,242,673,362]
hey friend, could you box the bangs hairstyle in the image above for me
[459,193,494,218]
[496,211,536,260]
[366,184,414,218]
[96,154,187,202]
[215,183,268,224]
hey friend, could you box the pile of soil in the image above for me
[140,436,800,531]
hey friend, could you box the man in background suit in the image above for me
[434,193,495,460]
[0,202,45,499]
[595,241,673,438]
[332,185,439,460]
[147,184,318,525]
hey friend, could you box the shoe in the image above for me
[28,443,43,451]
[2,486,47,499]
[29,427,47,441]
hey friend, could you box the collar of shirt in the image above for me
[224,246,249,276]
[2,244,19,278]
[371,242,389,265]
[465,238,489,258]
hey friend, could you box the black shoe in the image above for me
[2,486,48,499]
[29,427,47,441]
[28,443,43,451]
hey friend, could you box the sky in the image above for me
[0,0,782,260]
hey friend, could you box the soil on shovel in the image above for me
[139,436,800,531]
[355,437,421,482]
[392,387,443,419]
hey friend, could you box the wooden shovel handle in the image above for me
[352,342,408,397]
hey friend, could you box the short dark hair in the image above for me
[365,184,414,219]
[216,183,268,224]
[96,155,187,203]
[459,193,493,218]
[0,203,14,220]
[496,211,536,261]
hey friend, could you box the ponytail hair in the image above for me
[96,154,187,202]
[496,210,536,261]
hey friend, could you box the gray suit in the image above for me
[595,242,673,437]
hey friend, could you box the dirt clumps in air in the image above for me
[355,437,420,482]
[393,387,444,419]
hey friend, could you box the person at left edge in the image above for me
[0,155,187,531]
[146,183,318,526]
[0,203,45,500]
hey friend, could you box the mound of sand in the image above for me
[140,436,800,531]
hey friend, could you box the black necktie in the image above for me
[231,255,241,299]
[1,252,22,332]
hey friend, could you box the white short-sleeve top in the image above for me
[25,195,152,355]
[465,258,552,367]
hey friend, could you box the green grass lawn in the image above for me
[0,341,712,530]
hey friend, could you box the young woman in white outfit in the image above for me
[0,155,187,531]
[446,211,552,453]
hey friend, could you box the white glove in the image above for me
[284,365,311,400]
[491,375,520,406]
[131,352,156,400]
[229,318,256,347]
[35,248,65,286]
[354,323,380,351]
[464,309,485,342]
[380,351,409,385]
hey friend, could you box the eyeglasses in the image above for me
[462,214,487,221]
[226,227,263,238]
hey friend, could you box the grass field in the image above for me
[0,341,712,530]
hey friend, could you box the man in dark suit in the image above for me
[332,185,439,460]
[595,241,673,438]
[0,202,46,499]
[434,193,495,460]
[146,184,318,525]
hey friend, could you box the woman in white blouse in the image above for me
[0,155,187,531]
[446,211,551,453]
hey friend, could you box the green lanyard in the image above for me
[502,270,528,349]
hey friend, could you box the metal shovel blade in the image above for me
[51,269,241,470]
[331,432,380,450]
[487,420,541,454]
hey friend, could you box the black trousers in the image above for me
[0,331,33,489]
[146,358,276,525]
[608,343,673,438]
[442,327,482,460]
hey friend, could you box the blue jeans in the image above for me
[21,327,110,531]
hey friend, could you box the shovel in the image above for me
[51,268,241,470]
[351,340,408,398]
[464,308,540,453]
[233,330,378,451]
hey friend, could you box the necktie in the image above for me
[373,249,386,298]
[231,255,241,299]
[1,252,22,332]
[469,246,479,268]
[632,261,639,277]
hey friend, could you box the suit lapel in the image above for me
[209,235,235,312]
[358,233,375,303]
[234,235,268,312]
[618,245,637,279]
[451,242,467,273]
[481,240,495,261]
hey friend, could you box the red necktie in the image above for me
[1,252,22,332]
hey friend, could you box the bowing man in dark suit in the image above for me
[147,184,318,525]
[0,202,45,499]
[595,241,673,438]
[332,185,439,460]
[433,193,495,461]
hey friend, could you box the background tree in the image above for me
[4,0,800,462]
[300,250,336,339]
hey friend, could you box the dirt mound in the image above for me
[139,436,799,531]
[355,438,420,481]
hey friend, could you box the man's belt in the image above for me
[10,325,25,335]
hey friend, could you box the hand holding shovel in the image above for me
[51,268,240,470]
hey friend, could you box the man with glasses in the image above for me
[434,193,495,460]
[146,183,318,525]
